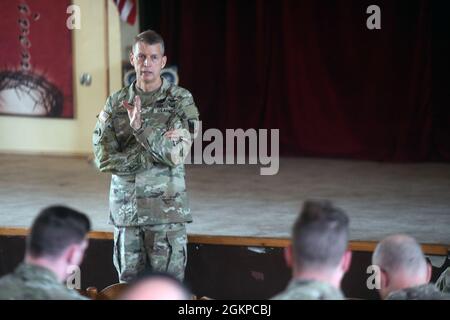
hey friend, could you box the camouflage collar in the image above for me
[386,283,446,300]
[15,262,59,283]
[127,77,172,103]
[288,278,344,295]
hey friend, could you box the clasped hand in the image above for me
[122,95,183,140]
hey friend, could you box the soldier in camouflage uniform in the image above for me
[272,200,351,300]
[0,206,90,300]
[93,30,199,283]
[372,234,449,300]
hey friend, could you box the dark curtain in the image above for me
[140,0,448,161]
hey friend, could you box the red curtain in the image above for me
[145,0,447,161]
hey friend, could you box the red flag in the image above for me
[114,0,137,25]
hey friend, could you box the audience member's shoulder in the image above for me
[387,284,449,300]
[0,273,20,299]
[0,265,88,300]
[0,279,88,300]
[0,273,51,300]
[271,280,344,300]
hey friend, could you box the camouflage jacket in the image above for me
[435,267,449,294]
[386,283,450,300]
[271,278,345,300]
[0,263,87,300]
[93,78,199,226]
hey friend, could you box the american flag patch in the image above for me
[99,110,111,123]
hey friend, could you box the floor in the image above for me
[0,154,449,245]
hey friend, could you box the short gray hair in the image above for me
[292,200,350,271]
[372,234,427,276]
[133,30,165,55]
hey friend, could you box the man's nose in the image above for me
[143,58,149,66]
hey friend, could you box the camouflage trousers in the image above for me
[113,223,187,283]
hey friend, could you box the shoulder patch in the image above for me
[99,110,111,123]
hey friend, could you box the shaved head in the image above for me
[372,234,428,277]
[120,273,191,300]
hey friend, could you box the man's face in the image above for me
[130,41,166,85]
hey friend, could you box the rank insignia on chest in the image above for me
[153,102,174,113]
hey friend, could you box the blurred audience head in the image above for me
[25,205,91,281]
[120,271,191,300]
[285,200,351,288]
[372,234,431,299]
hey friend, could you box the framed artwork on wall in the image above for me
[0,0,74,118]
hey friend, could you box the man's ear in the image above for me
[377,269,390,299]
[129,50,135,67]
[284,245,293,268]
[162,56,167,69]
[425,262,432,283]
[66,240,88,266]
[380,268,389,289]
[341,250,352,273]
[65,244,79,266]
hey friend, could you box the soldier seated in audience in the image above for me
[120,271,191,300]
[272,200,352,300]
[0,205,91,300]
[372,234,449,300]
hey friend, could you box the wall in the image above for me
[120,9,140,62]
[0,0,122,156]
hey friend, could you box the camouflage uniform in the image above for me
[386,283,450,300]
[0,263,87,300]
[435,267,449,294]
[93,78,199,282]
[271,279,345,300]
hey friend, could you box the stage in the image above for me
[0,153,449,248]
[1,153,449,298]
